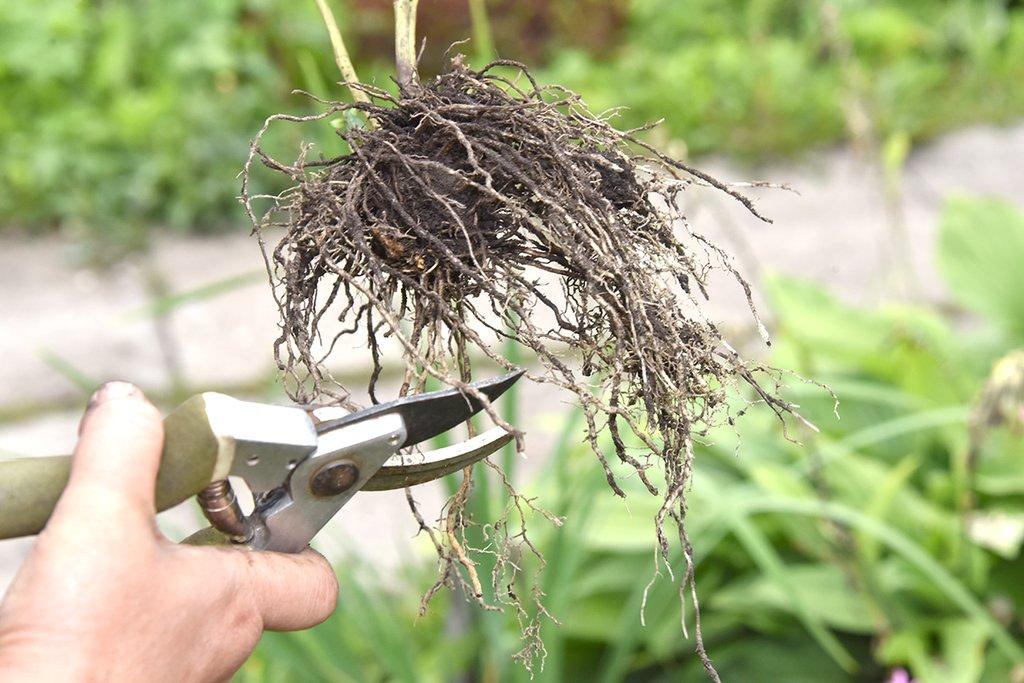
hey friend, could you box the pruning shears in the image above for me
[0,371,522,552]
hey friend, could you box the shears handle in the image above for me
[0,395,227,541]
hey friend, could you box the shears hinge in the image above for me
[247,413,407,553]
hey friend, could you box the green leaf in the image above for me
[937,620,988,683]
[728,515,858,671]
[837,405,969,454]
[562,592,632,641]
[976,430,1024,495]
[765,275,971,403]
[766,274,893,364]
[582,494,661,552]
[712,562,876,633]
[858,454,921,563]
[882,620,989,683]
[938,197,1024,340]
[742,496,1024,663]
[700,635,856,682]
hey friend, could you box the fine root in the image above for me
[243,57,800,674]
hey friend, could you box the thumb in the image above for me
[237,548,339,631]
[54,382,164,522]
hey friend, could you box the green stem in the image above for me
[468,0,495,63]
[313,0,370,104]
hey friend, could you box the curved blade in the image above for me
[314,370,523,449]
[361,427,513,491]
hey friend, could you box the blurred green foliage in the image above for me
[2,0,1023,252]
[240,198,1024,681]
[0,0,340,254]
[554,0,1024,157]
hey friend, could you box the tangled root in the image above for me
[243,57,800,674]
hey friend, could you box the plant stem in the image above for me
[468,0,495,63]
[313,0,370,105]
[394,0,420,91]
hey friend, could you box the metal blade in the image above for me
[361,427,513,491]
[313,370,523,449]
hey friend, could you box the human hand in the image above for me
[0,382,338,682]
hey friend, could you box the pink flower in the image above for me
[888,669,915,683]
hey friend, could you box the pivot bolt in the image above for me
[310,461,360,497]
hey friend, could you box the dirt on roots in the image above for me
[243,57,801,675]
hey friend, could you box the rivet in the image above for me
[310,461,360,497]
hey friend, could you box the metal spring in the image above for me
[197,479,253,543]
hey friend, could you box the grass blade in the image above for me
[744,496,1024,663]
[38,348,99,394]
[837,406,969,452]
[126,270,263,319]
[729,514,857,672]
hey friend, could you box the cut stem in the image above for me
[313,0,370,105]
[394,0,420,91]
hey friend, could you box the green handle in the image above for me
[0,394,227,540]
[182,526,232,546]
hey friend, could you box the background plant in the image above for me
[2,0,1022,254]
[239,198,1024,681]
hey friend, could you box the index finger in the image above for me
[55,382,165,521]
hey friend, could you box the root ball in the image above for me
[243,57,797,671]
